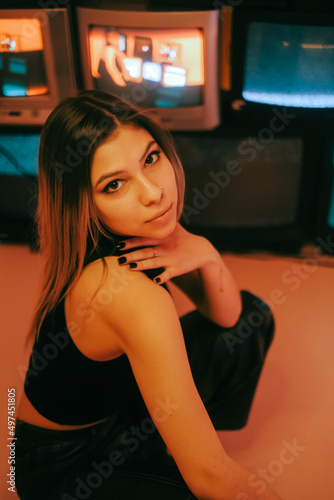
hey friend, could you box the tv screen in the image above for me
[176,135,303,227]
[0,131,39,176]
[0,130,39,243]
[88,26,204,109]
[222,7,334,129]
[77,8,219,131]
[0,18,48,99]
[243,22,334,108]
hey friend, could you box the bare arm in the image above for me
[170,237,241,327]
[92,261,283,500]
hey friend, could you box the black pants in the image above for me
[14,291,274,500]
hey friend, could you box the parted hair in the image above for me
[28,90,185,341]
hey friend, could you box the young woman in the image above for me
[15,90,282,500]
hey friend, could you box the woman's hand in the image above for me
[117,223,219,284]
[117,224,242,327]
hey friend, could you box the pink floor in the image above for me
[1,242,334,499]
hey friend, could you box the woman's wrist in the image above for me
[195,237,225,282]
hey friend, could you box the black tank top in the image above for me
[24,235,166,425]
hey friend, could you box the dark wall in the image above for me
[2,0,334,13]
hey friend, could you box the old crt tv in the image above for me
[221,7,334,127]
[76,7,220,131]
[173,129,317,252]
[0,8,77,125]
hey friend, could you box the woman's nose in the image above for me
[139,178,163,205]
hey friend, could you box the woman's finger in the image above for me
[118,237,161,251]
[128,258,164,272]
[153,269,174,285]
[118,246,162,266]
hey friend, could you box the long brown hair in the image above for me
[28,90,185,342]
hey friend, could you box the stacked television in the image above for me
[0,5,333,253]
[0,8,76,243]
[218,6,334,252]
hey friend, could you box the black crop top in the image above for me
[24,235,166,425]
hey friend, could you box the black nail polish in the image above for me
[129,262,137,269]
[155,277,161,284]
[116,242,126,250]
[118,257,127,264]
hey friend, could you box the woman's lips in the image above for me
[146,203,173,223]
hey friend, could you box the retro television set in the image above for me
[220,6,334,128]
[76,7,220,131]
[0,8,77,125]
[0,128,39,244]
[173,128,318,252]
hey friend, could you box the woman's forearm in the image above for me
[172,239,242,327]
[198,252,242,327]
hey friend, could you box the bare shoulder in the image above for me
[65,256,175,360]
[70,255,168,298]
[72,255,173,314]
[97,257,180,343]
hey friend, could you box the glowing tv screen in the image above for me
[243,22,334,108]
[0,131,39,176]
[88,25,204,108]
[0,18,48,99]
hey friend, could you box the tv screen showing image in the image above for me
[243,22,334,108]
[88,26,204,108]
[0,18,48,99]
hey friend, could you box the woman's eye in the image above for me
[145,150,161,165]
[103,179,123,193]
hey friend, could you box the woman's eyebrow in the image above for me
[140,140,157,162]
[94,140,158,189]
[95,170,125,189]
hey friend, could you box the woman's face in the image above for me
[91,125,178,238]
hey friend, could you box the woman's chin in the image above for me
[147,218,178,239]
